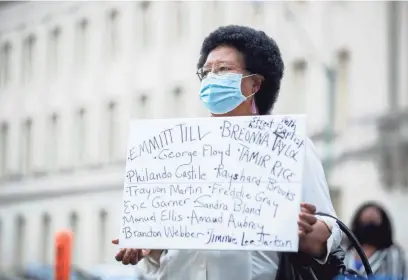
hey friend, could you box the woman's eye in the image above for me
[219,66,230,72]
[202,70,210,78]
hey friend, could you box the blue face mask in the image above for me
[199,72,255,114]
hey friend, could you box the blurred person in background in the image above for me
[111,25,342,280]
[345,202,406,279]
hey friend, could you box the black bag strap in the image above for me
[315,212,373,277]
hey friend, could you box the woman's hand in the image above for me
[112,239,163,265]
[298,203,331,258]
[112,239,146,265]
[298,202,317,237]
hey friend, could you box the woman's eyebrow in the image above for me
[203,60,232,68]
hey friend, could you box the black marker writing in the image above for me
[161,210,183,222]
[282,116,297,131]
[128,128,174,160]
[175,164,206,180]
[122,116,304,249]
[271,136,300,162]
[227,214,264,231]
[175,123,210,143]
[189,209,223,225]
[238,143,271,168]
[214,164,261,186]
[205,229,238,245]
[157,148,198,165]
[211,183,252,200]
[124,200,146,214]
[240,229,292,249]
[248,117,274,131]
[220,120,269,148]
[163,225,204,239]
[125,185,166,199]
[194,194,229,210]
[273,123,304,150]
[254,192,279,217]
[123,227,162,239]
[202,144,231,165]
[170,184,203,196]
[233,197,262,216]
[150,196,190,209]
[270,160,295,182]
[123,213,156,226]
[266,178,295,201]
[127,167,172,183]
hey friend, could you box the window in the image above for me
[48,114,59,170]
[48,27,61,79]
[207,1,222,29]
[107,102,118,162]
[41,214,51,264]
[174,2,186,40]
[377,116,400,189]
[0,123,8,176]
[400,142,408,188]
[0,219,2,266]
[172,87,183,117]
[75,19,88,68]
[69,213,79,265]
[107,9,119,59]
[99,210,108,262]
[76,109,86,164]
[133,94,149,119]
[381,147,395,187]
[20,119,32,174]
[139,1,151,49]
[14,215,25,268]
[251,1,264,22]
[291,59,307,112]
[335,50,350,132]
[22,35,36,83]
[140,95,149,118]
[329,188,342,217]
[0,42,12,88]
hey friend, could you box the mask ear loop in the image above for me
[242,74,259,115]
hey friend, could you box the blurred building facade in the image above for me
[0,0,407,271]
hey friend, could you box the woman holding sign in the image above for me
[112,25,341,280]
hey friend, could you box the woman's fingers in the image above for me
[299,212,317,226]
[130,250,140,265]
[115,248,125,262]
[298,220,313,235]
[122,249,135,265]
[300,203,316,214]
[112,238,158,265]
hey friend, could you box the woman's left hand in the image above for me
[298,202,331,257]
[298,202,318,237]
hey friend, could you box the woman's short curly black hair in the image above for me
[197,25,284,115]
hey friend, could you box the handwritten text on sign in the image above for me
[120,115,306,251]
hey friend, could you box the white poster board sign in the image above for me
[120,115,306,251]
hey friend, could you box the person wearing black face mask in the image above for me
[344,202,406,279]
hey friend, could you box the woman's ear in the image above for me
[253,85,260,94]
[253,75,264,94]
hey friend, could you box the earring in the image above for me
[251,99,258,114]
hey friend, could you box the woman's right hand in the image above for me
[112,239,145,265]
[112,239,162,265]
